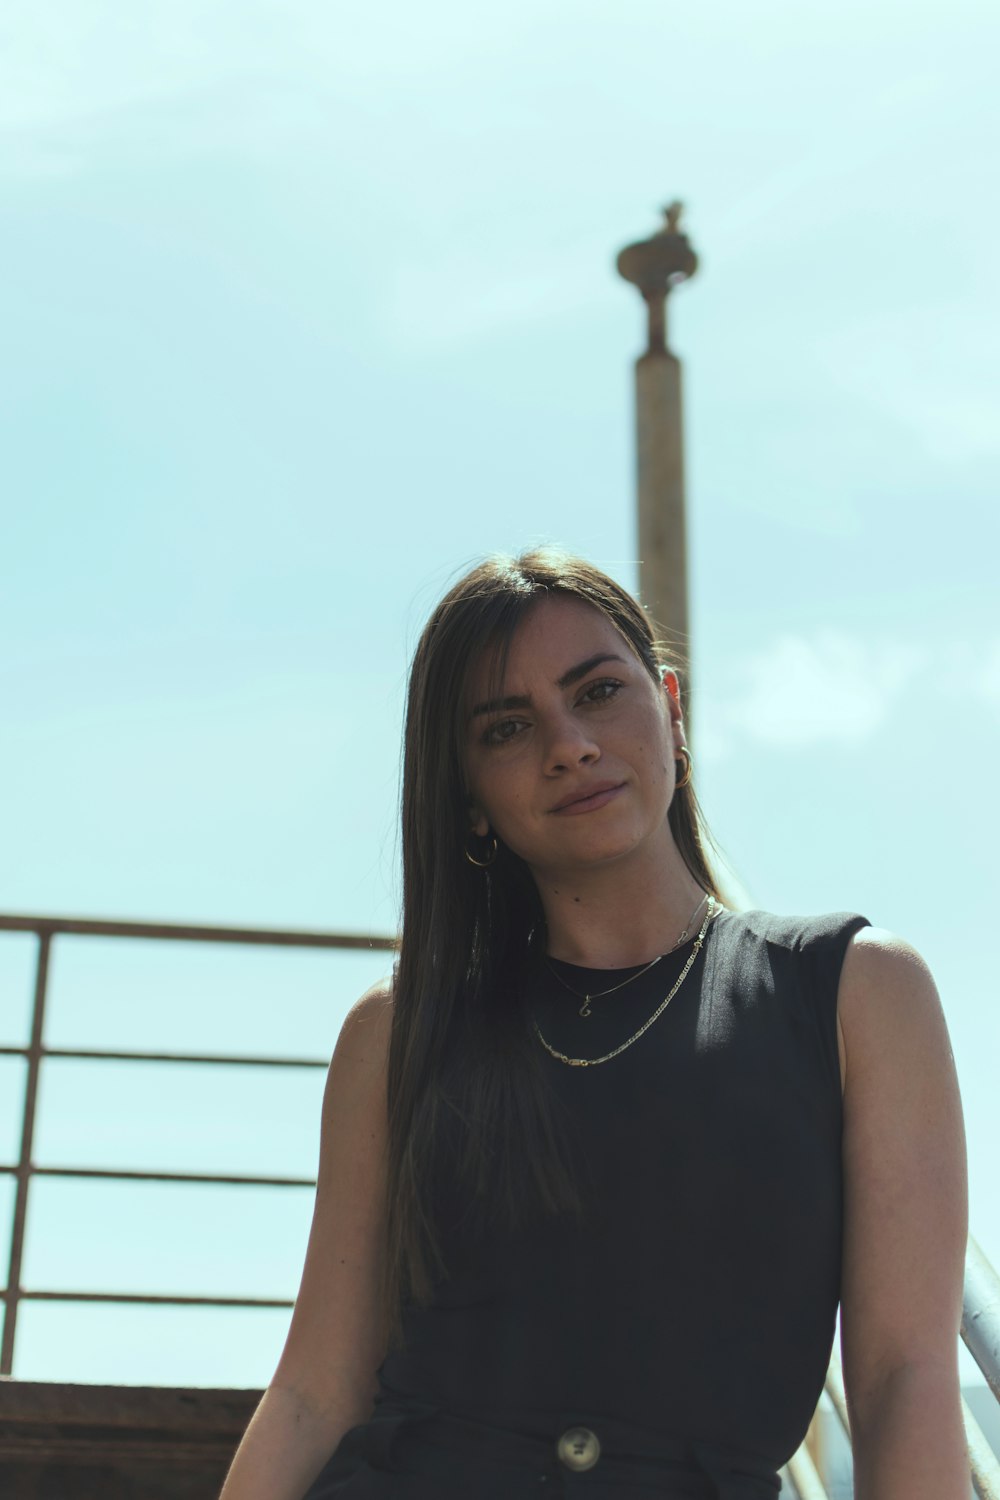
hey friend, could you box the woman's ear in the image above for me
[660,667,684,723]
[466,797,490,839]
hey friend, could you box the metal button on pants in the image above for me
[556,1426,601,1472]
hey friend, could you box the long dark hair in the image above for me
[381,548,725,1343]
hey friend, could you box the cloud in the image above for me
[699,630,1000,760]
[701,630,923,755]
[982,642,1000,706]
[944,638,1000,720]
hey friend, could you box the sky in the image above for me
[1,0,998,1399]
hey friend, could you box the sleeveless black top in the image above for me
[312,907,870,1498]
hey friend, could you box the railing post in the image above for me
[965,1236,1000,1403]
[962,1393,1000,1500]
[1,929,51,1375]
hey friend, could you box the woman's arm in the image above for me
[837,927,969,1500]
[218,982,394,1500]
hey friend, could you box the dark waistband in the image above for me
[361,1394,782,1499]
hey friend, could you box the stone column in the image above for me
[616,202,699,674]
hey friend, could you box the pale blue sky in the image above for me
[1,0,998,1391]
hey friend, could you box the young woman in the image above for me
[220,549,969,1500]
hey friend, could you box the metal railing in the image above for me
[2,909,999,1498]
[0,910,397,1376]
[816,1248,1000,1500]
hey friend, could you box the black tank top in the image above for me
[375,906,870,1482]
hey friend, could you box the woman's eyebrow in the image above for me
[469,653,627,719]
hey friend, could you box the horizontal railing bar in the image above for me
[0,912,397,950]
[964,1236,1000,1404]
[0,1165,315,1188]
[0,1045,327,1068]
[0,1289,293,1308]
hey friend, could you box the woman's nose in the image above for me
[542,717,601,773]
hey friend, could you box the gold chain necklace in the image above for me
[531,897,719,1067]
[545,891,709,1017]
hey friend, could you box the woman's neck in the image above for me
[534,836,711,969]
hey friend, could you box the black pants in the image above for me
[302,1400,782,1499]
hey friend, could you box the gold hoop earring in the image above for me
[674,747,693,789]
[465,833,498,868]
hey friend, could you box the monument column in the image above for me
[616,202,699,673]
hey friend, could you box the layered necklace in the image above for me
[545,890,710,1018]
[532,894,719,1069]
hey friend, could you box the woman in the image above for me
[220,549,969,1500]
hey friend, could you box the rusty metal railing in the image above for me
[3,909,999,1499]
[0,911,397,1377]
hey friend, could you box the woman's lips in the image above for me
[550,783,624,815]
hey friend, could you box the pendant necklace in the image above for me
[545,890,709,1017]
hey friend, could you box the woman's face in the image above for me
[463,594,687,878]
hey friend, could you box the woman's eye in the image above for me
[483,718,524,746]
[480,681,621,745]
[580,678,623,705]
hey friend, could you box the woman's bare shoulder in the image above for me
[843,920,928,958]
[838,924,939,1022]
[334,978,394,1064]
[323,977,394,1093]
[836,924,941,1089]
[322,984,395,1128]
